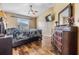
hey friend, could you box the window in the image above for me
[16,18,30,31]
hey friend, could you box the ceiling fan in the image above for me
[28,5,38,16]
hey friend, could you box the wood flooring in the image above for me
[12,41,55,55]
[12,36,58,55]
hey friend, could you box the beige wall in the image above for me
[5,12,18,28]
[29,17,37,29]
[37,3,69,36]
[5,12,37,29]
[0,11,37,29]
[37,7,54,36]
[0,11,18,29]
[37,6,54,49]
[7,12,37,29]
[74,4,79,27]
[37,3,71,50]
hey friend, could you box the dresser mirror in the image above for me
[58,4,72,26]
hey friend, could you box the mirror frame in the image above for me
[58,3,73,26]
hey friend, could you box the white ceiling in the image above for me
[0,3,54,17]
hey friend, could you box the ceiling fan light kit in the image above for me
[27,5,38,17]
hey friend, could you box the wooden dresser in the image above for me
[0,35,12,55]
[52,26,78,55]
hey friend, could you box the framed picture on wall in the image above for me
[45,14,55,22]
